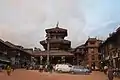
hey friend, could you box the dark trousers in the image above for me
[108,76,113,80]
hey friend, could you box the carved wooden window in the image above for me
[90,48,93,51]
[109,44,112,49]
[76,49,79,52]
[113,51,116,57]
[92,55,95,60]
[98,55,101,60]
[90,48,94,53]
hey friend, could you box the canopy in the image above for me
[0,57,10,63]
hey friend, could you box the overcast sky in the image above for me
[0,0,120,50]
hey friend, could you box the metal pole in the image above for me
[47,39,50,65]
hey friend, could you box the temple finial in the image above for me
[56,21,59,28]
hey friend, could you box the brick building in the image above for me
[73,44,86,65]
[74,38,102,69]
[84,38,102,69]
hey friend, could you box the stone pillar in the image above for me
[88,54,92,67]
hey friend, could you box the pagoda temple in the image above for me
[33,23,74,64]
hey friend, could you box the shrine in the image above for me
[33,23,74,65]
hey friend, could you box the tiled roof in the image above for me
[0,39,4,43]
[5,41,17,48]
[116,27,120,32]
[4,41,32,55]
[88,38,97,41]
[46,27,67,33]
[40,39,71,44]
[33,50,73,56]
[76,44,85,49]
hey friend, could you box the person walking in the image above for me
[6,65,12,76]
[49,64,53,73]
[107,66,114,80]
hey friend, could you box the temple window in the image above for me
[76,49,79,52]
[56,36,59,39]
[92,55,95,60]
[98,55,101,60]
[109,44,112,49]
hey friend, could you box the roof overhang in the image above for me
[33,50,74,57]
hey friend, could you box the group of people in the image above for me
[39,64,54,73]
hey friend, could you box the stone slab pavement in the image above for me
[0,69,120,80]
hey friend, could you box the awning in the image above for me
[0,59,10,63]
[0,57,10,63]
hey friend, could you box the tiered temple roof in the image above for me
[35,23,73,57]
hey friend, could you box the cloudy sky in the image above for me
[0,0,120,50]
